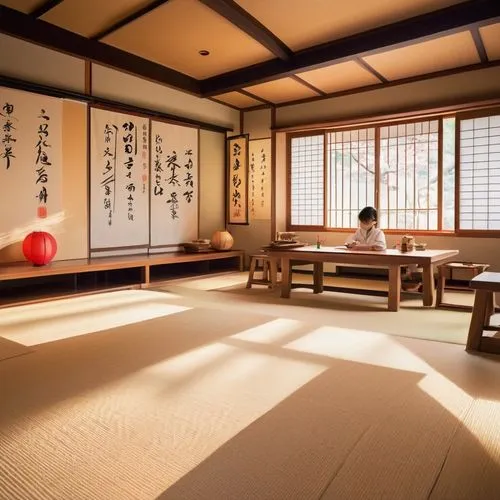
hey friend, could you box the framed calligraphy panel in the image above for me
[249,138,271,221]
[0,86,62,238]
[150,120,198,250]
[227,134,249,225]
[90,107,149,253]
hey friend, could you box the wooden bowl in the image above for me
[402,281,421,292]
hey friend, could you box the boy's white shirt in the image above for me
[345,226,387,250]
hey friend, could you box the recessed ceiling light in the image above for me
[199,50,210,56]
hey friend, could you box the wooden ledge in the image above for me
[0,250,245,282]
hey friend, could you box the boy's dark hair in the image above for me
[358,206,378,222]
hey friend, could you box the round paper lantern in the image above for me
[22,231,58,266]
[210,230,234,251]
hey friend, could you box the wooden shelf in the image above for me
[0,250,244,308]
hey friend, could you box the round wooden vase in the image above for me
[22,231,58,266]
[210,230,234,251]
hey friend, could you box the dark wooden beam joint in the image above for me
[91,0,172,41]
[355,58,388,83]
[30,0,64,18]
[238,88,273,105]
[0,5,200,95]
[198,0,293,61]
[290,75,326,96]
[200,0,500,95]
[470,27,489,63]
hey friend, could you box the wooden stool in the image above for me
[466,272,500,354]
[246,254,280,289]
[436,262,490,310]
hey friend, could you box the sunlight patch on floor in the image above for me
[230,318,303,344]
[283,325,434,373]
[1,290,188,346]
[282,323,500,465]
[165,272,249,290]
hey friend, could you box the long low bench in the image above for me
[0,250,244,308]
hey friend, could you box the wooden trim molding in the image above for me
[270,107,277,240]
[273,96,500,133]
[0,75,232,133]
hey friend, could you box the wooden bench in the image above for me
[0,250,244,308]
[436,262,490,310]
[466,272,500,355]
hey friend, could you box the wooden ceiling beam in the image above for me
[30,0,64,18]
[272,59,500,110]
[198,0,293,60]
[200,0,500,96]
[0,5,200,95]
[355,58,388,83]
[289,75,326,96]
[91,0,172,41]
[238,88,274,105]
[470,27,489,63]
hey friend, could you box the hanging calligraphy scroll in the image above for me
[0,86,62,237]
[90,107,149,252]
[249,138,271,221]
[150,120,199,250]
[227,134,249,225]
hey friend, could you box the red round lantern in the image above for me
[22,231,58,266]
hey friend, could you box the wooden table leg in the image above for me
[141,265,150,288]
[280,258,291,298]
[466,289,490,352]
[313,262,324,294]
[269,257,279,289]
[484,291,495,326]
[435,266,445,308]
[388,265,401,312]
[422,263,435,307]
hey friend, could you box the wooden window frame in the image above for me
[287,130,326,232]
[288,122,452,236]
[377,117,441,232]
[286,116,460,236]
[455,107,500,238]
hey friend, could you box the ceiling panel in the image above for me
[297,61,381,94]
[244,78,319,104]
[235,0,466,51]
[102,0,274,79]
[480,23,500,61]
[41,0,153,38]
[362,32,480,81]
[0,0,43,14]
[213,92,263,108]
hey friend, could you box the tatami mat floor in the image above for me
[1,272,499,499]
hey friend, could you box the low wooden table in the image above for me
[267,245,459,312]
[466,272,500,355]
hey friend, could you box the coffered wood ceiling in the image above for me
[1,0,500,109]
